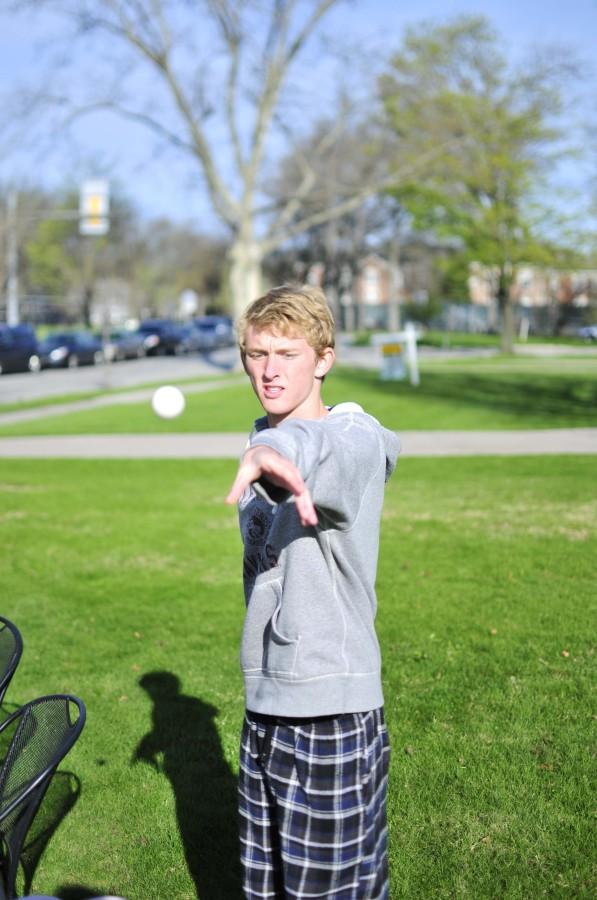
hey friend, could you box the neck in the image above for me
[268,399,328,428]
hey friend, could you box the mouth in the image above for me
[262,385,284,399]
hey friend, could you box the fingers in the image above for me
[226,446,318,526]
[294,488,318,527]
[225,465,254,505]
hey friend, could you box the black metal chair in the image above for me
[0,618,23,707]
[0,695,86,900]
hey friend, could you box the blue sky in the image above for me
[0,0,595,228]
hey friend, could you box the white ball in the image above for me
[151,385,186,419]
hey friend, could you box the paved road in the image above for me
[0,429,595,458]
[0,347,239,405]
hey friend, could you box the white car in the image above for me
[578,325,597,342]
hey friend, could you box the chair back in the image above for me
[0,695,86,900]
[0,619,23,707]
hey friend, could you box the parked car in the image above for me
[175,324,204,354]
[192,315,235,350]
[38,332,104,368]
[0,325,40,375]
[578,324,597,342]
[136,319,185,355]
[103,330,147,362]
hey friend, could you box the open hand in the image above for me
[225,446,318,527]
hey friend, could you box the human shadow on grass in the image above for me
[55,887,112,900]
[56,888,132,900]
[133,671,242,900]
[18,771,81,896]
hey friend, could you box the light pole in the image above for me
[6,191,19,326]
[2,182,110,325]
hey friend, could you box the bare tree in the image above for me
[4,0,414,318]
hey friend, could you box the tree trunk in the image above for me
[228,239,264,322]
[498,271,514,353]
[81,285,94,327]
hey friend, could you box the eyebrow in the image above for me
[245,341,304,353]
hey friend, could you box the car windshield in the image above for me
[41,335,70,348]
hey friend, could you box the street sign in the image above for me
[79,180,110,235]
[380,341,406,380]
[372,323,421,385]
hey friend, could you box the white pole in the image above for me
[405,322,420,386]
[6,191,19,325]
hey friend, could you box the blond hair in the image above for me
[238,284,335,357]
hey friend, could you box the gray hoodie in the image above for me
[238,402,400,717]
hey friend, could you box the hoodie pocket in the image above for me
[265,602,300,675]
[241,574,299,676]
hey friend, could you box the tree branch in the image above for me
[208,0,246,178]
[243,0,339,208]
[269,115,351,234]
[261,136,468,252]
[57,98,199,157]
[86,0,241,225]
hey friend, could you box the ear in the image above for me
[315,347,335,379]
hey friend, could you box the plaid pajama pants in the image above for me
[239,707,390,899]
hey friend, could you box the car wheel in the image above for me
[28,354,41,373]
[0,363,3,376]
[68,354,79,368]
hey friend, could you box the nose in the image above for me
[263,354,279,380]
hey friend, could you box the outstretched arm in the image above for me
[225,445,318,527]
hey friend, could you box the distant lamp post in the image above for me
[5,191,19,325]
[79,180,110,236]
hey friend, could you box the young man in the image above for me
[226,284,400,899]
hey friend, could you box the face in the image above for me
[243,325,335,426]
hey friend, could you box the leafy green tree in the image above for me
[131,220,228,316]
[380,16,581,350]
[25,190,138,324]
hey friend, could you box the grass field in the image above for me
[1,455,594,899]
[1,356,596,435]
[351,331,593,349]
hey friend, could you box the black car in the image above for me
[38,332,104,368]
[0,325,40,375]
[192,315,235,350]
[136,319,185,355]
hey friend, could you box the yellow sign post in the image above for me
[372,324,421,385]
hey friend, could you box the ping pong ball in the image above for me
[151,385,185,419]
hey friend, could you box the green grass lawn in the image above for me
[1,456,594,898]
[353,330,592,349]
[1,357,596,434]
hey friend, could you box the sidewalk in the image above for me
[0,429,595,458]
